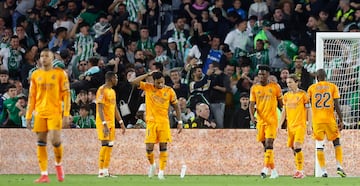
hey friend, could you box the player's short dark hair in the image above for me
[258,65,271,72]
[153,62,164,72]
[105,71,116,81]
[316,69,326,80]
[152,71,164,80]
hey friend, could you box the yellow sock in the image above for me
[53,144,63,164]
[317,150,326,169]
[99,146,107,170]
[295,151,304,171]
[159,151,168,171]
[335,145,343,165]
[37,145,48,172]
[264,149,273,168]
[146,152,154,165]
[104,146,113,169]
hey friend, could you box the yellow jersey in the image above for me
[307,81,340,124]
[283,90,309,129]
[26,68,70,119]
[95,85,116,126]
[139,81,177,127]
[250,82,282,125]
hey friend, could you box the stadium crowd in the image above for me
[0,0,359,129]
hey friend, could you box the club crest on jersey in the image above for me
[51,74,56,80]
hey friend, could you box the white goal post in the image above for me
[315,32,360,177]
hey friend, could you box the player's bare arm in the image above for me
[334,98,344,131]
[129,70,157,86]
[115,106,126,134]
[98,103,109,137]
[172,102,182,134]
[306,104,312,135]
[249,101,257,125]
[279,107,286,129]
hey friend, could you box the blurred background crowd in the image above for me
[0,0,359,129]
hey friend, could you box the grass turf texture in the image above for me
[1,175,360,186]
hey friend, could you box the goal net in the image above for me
[315,32,360,177]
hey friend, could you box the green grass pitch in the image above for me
[1,175,360,186]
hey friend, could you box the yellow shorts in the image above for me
[33,115,62,132]
[145,122,171,144]
[96,124,116,141]
[287,126,305,148]
[256,122,277,142]
[313,122,340,141]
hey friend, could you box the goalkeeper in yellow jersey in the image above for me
[280,74,312,179]
[307,69,346,177]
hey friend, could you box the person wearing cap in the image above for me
[167,37,184,69]
[224,18,252,59]
[232,92,251,128]
[249,64,283,179]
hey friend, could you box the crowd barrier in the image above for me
[1,129,359,176]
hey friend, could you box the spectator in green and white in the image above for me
[70,18,94,62]
[0,36,24,80]
[303,50,317,78]
[0,84,23,128]
[125,0,146,23]
[71,104,95,128]
[248,39,269,75]
[136,26,155,59]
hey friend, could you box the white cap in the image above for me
[168,37,176,43]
